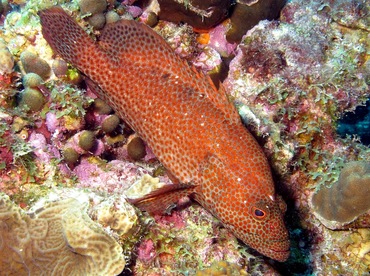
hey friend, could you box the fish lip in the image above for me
[271,247,290,253]
[251,235,290,260]
[264,239,290,261]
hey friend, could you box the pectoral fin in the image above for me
[127,183,197,215]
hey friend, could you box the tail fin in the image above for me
[38,7,97,70]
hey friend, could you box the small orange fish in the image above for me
[39,7,290,261]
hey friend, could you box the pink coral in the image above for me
[29,132,63,163]
[45,112,59,133]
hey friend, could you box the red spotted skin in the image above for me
[39,7,290,261]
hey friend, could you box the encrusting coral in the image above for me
[0,193,125,275]
[19,87,46,112]
[22,72,43,88]
[20,51,51,80]
[0,42,14,75]
[311,161,370,229]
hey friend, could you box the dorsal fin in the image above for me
[204,75,240,124]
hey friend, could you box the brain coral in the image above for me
[311,161,370,229]
[0,194,125,275]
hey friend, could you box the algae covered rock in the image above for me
[78,0,107,15]
[157,0,231,29]
[22,73,43,88]
[311,161,370,229]
[127,136,146,160]
[0,193,125,275]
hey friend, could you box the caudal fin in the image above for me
[38,7,97,70]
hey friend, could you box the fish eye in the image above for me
[250,201,270,220]
[251,207,266,219]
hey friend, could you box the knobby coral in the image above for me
[0,194,125,275]
[311,161,370,229]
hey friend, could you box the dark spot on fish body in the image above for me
[161,73,170,80]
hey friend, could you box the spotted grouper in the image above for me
[39,7,290,261]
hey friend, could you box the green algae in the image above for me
[48,82,93,119]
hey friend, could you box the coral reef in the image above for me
[132,204,277,275]
[224,0,370,273]
[195,260,247,276]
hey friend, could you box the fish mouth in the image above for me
[228,227,290,261]
[245,234,290,262]
[262,238,290,262]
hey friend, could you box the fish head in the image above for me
[199,154,290,262]
[231,191,290,262]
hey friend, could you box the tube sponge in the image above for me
[311,161,370,229]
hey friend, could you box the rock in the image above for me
[226,0,286,43]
